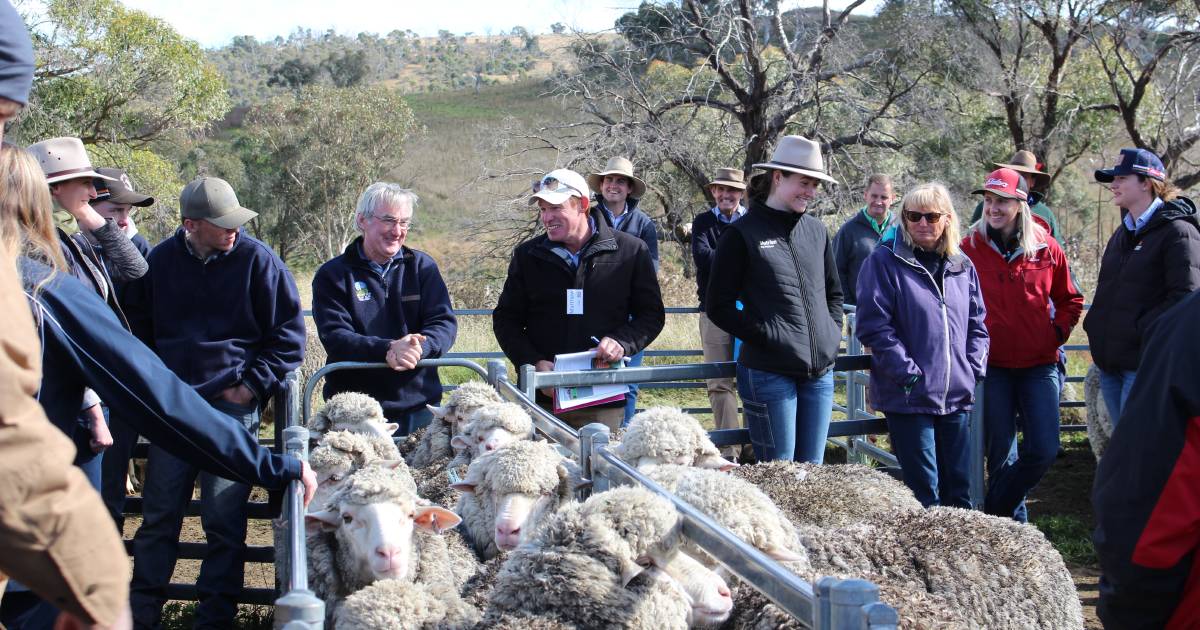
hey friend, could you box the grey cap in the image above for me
[179,177,257,229]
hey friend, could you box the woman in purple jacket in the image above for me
[855,182,989,508]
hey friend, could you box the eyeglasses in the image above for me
[532,176,581,198]
[902,210,945,224]
[372,215,413,230]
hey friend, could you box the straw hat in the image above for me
[587,157,647,199]
[27,137,117,185]
[707,167,746,190]
[752,136,838,184]
[993,150,1049,182]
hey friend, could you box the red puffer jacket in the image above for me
[961,231,1083,368]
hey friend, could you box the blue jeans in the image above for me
[392,406,434,436]
[983,364,1061,522]
[1098,369,1137,428]
[886,412,972,508]
[130,398,260,630]
[621,350,645,426]
[736,365,833,463]
[101,407,139,531]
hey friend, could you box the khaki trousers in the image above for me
[551,405,625,432]
[699,313,741,454]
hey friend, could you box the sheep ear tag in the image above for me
[305,510,340,534]
[414,506,461,533]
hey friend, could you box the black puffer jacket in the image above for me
[492,207,665,368]
[705,199,844,379]
[1084,196,1200,372]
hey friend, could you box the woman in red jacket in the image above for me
[961,168,1084,522]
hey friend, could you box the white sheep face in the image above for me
[306,500,460,581]
[635,549,733,627]
[492,491,555,551]
[453,426,520,458]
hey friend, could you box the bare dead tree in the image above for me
[1088,3,1200,189]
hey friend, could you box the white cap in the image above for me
[530,168,590,205]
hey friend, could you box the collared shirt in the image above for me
[184,232,229,264]
[549,218,597,269]
[601,202,632,230]
[1123,197,1165,234]
[710,204,747,224]
[357,242,394,276]
[861,207,889,235]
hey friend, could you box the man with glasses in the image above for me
[493,168,664,430]
[312,182,457,435]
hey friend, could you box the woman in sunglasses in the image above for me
[855,182,988,508]
[961,168,1083,522]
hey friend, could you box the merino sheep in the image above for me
[614,406,737,471]
[407,381,505,468]
[305,465,477,625]
[1084,364,1111,461]
[450,402,533,465]
[732,461,921,528]
[309,392,399,439]
[645,465,809,569]
[796,507,1083,629]
[309,430,404,509]
[484,486,734,629]
[334,579,480,630]
[450,439,582,559]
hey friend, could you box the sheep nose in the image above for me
[374,544,401,562]
[484,443,495,451]
[496,524,520,537]
[718,583,731,598]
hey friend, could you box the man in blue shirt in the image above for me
[312,183,457,434]
[126,177,306,630]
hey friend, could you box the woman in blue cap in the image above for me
[1083,148,1200,422]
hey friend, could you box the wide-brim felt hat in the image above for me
[587,156,647,199]
[993,149,1050,182]
[752,135,838,185]
[28,137,119,185]
[707,167,747,190]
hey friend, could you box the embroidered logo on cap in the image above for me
[986,178,1009,189]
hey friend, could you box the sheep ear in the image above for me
[369,459,405,470]
[619,559,647,587]
[428,404,449,419]
[383,422,400,434]
[450,435,471,450]
[449,481,476,495]
[695,454,739,472]
[764,545,806,563]
[414,506,462,534]
[305,510,339,534]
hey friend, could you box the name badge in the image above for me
[566,289,584,315]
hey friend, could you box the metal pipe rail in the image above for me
[578,424,899,629]
[302,358,490,423]
[274,372,324,629]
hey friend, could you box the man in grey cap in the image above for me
[126,176,306,629]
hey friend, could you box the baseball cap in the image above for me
[972,168,1028,201]
[0,0,34,106]
[92,167,154,207]
[179,177,257,229]
[530,168,590,205]
[1095,148,1166,183]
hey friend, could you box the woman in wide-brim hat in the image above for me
[704,135,843,464]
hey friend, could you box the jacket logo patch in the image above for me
[354,281,372,302]
[759,239,777,249]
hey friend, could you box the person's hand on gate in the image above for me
[299,461,318,507]
[387,334,426,371]
[535,359,555,397]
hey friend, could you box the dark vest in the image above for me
[730,200,841,378]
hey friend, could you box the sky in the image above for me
[119,0,882,48]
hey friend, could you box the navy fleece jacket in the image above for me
[312,239,457,417]
[125,228,305,403]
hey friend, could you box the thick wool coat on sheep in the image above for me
[798,507,1082,629]
[732,461,920,528]
[1083,364,1110,461]
[448,402,533,468]
[454,440,579,559]
[486,488,694,630]
[645,465,809,568]
[307,467,476,625]
[614,406,728,468]
[409,381,503,469]
[334,579,480,630]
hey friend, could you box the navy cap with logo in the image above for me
[92,167,154,207]
[1095,148,1166,183]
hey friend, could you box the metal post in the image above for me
[579,423,611,496]
[969,382,986,509]
[520,363,537,403]
[814,576,836,630]
[845,313,867,465]
[861,602,900,630]
[829,579,881,630]
[273,424,324,629]
[486,359,507,387]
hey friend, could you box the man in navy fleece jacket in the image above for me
[125,177,305,629]
[312,183,457,434]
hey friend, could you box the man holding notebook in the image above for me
[493,167,664,430]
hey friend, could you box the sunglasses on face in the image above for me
[902,210,945,224]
